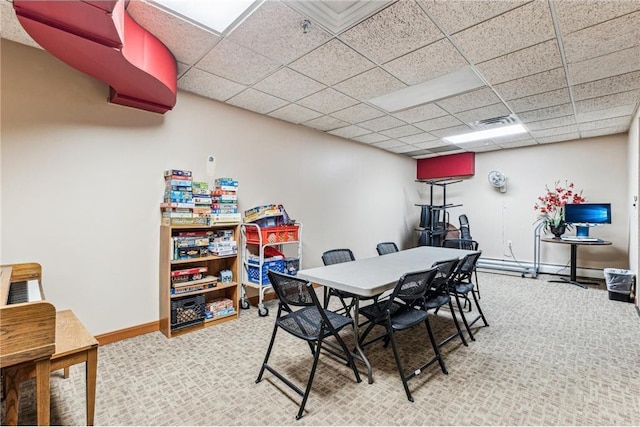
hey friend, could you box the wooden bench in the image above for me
[3,310,98,425]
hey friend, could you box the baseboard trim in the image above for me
[95,320,159,346]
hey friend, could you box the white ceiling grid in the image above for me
[1,0,638,158]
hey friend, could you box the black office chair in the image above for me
[459,214,472,240]
[321,249,378,316]
[376,242,399,255]
[442,238,481,300]
[424,258,468,348]
[256,270,361,420]
[448,252,488,341]
[357,267,447,402]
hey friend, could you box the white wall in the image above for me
[0,40,418,334]
[1,40,634,335]
[628,106,640,306]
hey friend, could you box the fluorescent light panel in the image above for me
[153,0,256,33]
[444,124,527,144]
[368,66,486,113]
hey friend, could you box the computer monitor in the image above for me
[564,203,611,237]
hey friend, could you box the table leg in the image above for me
[3,366,22,426]
[351,296,374,384]
[34,358,50,426]
[549,244,594,289]
[86,347,98,426]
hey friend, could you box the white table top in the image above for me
[297,246,478,297]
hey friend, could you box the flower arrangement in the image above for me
[534,181,587,233]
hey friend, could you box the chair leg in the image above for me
[387,327,413,402]
[474,269,481,299]
[447,299,468,347]
[296,337,324,420]
[424,317,448,375]
[256,324,279,383]
[471,290,489,327]
[454,293,475,341]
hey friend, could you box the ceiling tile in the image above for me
[372,139,405,149]
[422,0,528,34]
[536,132,580,144]
[382,39,469,85]
[576,104,637,124]
[524,115,576,131]
[408,149,435,158]
[195,39,280,85]
[333,67,407,100]
[429,124,473,138]
[495,138,538,149]
[553,0,640,35]
[414,115,464,132]
[399,133,438,144]
[330,103,385,123]
[451,1,556,63]
[353,133,391,144]
[428,145,465,154]
[491,132,533,144]
[226,1,332,64]
[578,116,631,132]
[358,115,407,132]
[455,103,511,124]
[435,88,500,114]
[476,40,562,85]
[562,11,640,64]
[126,1,219,64]
[388,144,421,154]
[379,125,423,138]
[340,0,444,64]
[227,88,288,114]
[494,67,568,101]
[0,1,40,48]
[572,71,640,101]
[303,115,350,132]
[297,88,359,114]
[176,62,190,78]
[568,46,640,85]
[289,39,375,86]
[268,104,323,124]
[580,126,630,139]
[413,139,451,150]
[456,140,499,150]
[328,125,371,138]
[253,67,325,102]
[575,90,640,114]
[392,103,448,123]
[178,68,246,101]
[508,88,571,113]
[517,103,574,123]
[531,125,579,139]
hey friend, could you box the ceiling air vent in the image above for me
[468,114,519,130]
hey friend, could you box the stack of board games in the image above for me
[171,230,214,260]
[192,181,212,218]
[211,178,241,223]
[205,297,235,319]
[170,266,217,295]
[208,229,237,256]
[161,169,203,226]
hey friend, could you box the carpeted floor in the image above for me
[3,272,639,425]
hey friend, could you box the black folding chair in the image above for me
[442,238,482,300]
[358,268,447,402]
[425,258,468,348]
[321,249,378,316]
[256,270,361,420]
[376,242,399,255]
[448,252,489,341]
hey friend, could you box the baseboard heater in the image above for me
[477,257,605,280]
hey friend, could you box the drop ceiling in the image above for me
[1,0,639,158]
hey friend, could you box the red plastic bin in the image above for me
[245,225,299,245]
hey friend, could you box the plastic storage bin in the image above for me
[603,268,635,302]
[248,257,285,285]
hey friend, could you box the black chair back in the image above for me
[442,238,479,251]
[267,269,317,313]
[453,251,482,284]
[376,242,399,255]
[387,268,438,310]
[322,249,355,265]
[459,214,472,240]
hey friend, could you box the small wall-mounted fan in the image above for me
[488,170,507,193]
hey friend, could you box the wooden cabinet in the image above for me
[159,223,240,338]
